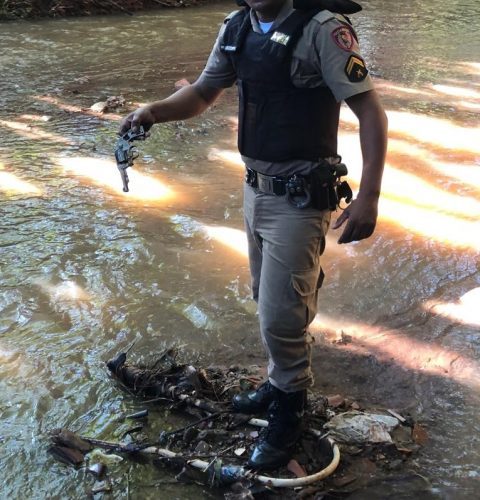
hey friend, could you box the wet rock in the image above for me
[90,101,107,113]
[182,426,199,444]
[50,428,92,453]
[90,95,125,113]
[391,424,413,444]
[48,445,85,467]
[87,463,107,479]
[327,394,345,408]
[287,459,307,478]
[90,479,112,495]
[194,440,210,454]
[386,458,404,470]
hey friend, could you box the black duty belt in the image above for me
[245,163,353,211]
[245,167,290,195]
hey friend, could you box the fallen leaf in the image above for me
[412,423,428,445]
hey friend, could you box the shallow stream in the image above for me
[0,1,479,497]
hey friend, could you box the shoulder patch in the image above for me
[344,54,368,82]
[331,25,355,51]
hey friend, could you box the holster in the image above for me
[309,162,352,211]
[309,165,339,211]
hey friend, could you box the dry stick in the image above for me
[141,396,172,404]
[77,434,341,488]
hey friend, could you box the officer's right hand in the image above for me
[118,105,156,136]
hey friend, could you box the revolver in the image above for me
[114,126,148,192]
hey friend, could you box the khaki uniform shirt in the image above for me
[197,0,374,176]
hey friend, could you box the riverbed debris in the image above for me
[0,1,208,20]
[48,348,426,497]
[90,95,126,113]
[324,411,400,444]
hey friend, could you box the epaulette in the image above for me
[312,10,336,24]
[224,9,241,24]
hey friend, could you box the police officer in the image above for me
[119,0,388,470]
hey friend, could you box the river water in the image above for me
[0,1,479,498]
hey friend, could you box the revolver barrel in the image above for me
[117,164,129,192]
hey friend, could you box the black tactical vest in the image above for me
[221,8,341,163]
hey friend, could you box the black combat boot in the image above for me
[232,380,276,414]
[248,388,306,470]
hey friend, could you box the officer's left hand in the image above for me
[333,196,378,244]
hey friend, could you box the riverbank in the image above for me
[0,0,217,20]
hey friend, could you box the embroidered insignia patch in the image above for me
[331,26,355,51]
[271,31,290,46]
[345,55,368,82]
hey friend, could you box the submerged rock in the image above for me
[90,96,125,113]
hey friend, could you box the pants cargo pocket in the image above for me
[291,266,325,327]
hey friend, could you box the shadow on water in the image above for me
[0,0,479,498]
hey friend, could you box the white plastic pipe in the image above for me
[140,438,340,488]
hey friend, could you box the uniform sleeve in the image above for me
[195,16,237,89]
[314,15,374,102]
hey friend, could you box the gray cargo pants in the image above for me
[244,183,331,393]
